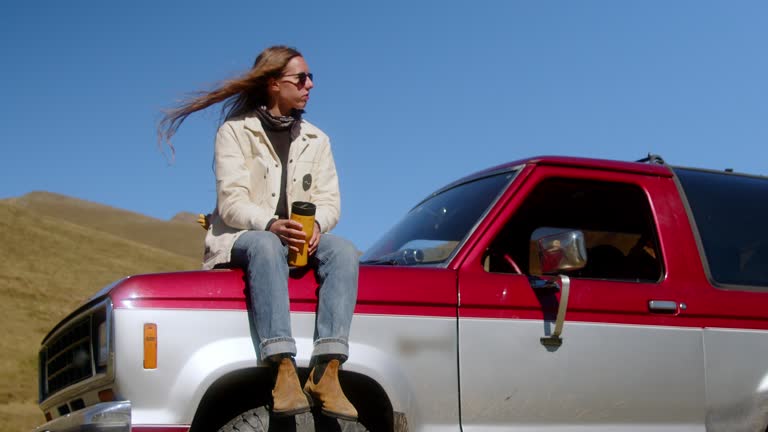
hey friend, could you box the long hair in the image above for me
[157,45,302,157]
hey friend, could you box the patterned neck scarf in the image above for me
[254,105,303,131]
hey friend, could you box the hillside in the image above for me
[6,192,206,261]
[0,200,200,430]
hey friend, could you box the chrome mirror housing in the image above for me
[535,230,587,275]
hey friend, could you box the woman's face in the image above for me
[271,56,314,115]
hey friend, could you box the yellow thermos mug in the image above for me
[287,201,316,267]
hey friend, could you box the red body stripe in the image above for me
[108,159,768,332]
[109,264,768,331]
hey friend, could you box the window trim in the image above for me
[483,175,665,283]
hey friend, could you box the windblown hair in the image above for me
[157,45,302,156]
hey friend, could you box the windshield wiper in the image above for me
[359,249,425,266]
[359,258,399,265]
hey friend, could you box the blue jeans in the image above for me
[231,231,359,361]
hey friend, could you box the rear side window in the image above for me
[675,168,768,289]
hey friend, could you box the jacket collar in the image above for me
[243,115,316,142]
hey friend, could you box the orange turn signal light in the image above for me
[98,388,115,402]
[143,323,157,369]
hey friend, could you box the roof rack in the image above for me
[636,153,666,165]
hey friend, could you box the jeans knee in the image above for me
[241,232,285,262]
[322,235,359,263]
[336,239,359,262]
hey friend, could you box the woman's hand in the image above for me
[268,219,307,253]
[308,221,321,256]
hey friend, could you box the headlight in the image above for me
[90,302,110,372]
[97,321,108,367]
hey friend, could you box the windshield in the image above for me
[361,170,518,265]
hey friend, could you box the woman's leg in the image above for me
[231,230,296,359]
[303,233,359,420]
[311,233,359,359]
[231,231,310,416]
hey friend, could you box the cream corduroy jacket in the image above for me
[202,115,340,269]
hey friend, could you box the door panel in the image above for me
[703,328,768,431]
[458,271,704,431]
[460,319,703,429]
[457,167,706,430]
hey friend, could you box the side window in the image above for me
[675,168,768,289]
[485,177,663,282]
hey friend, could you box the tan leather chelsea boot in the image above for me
[304,359,358,421]
[271,357,311,417]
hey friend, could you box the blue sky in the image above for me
[1,1,766,252]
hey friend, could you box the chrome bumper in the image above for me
[32,401,131,432]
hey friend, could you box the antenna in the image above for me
[636,153,666,165]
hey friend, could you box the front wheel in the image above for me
[217,406,371,432]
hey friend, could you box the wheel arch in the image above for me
[188,366,397,432]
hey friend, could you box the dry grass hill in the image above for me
[0,193,203,431]
[8,192,205,261]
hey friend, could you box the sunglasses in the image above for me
[281,72,314,87]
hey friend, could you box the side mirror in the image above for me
[535,230,587,275]
[531,229,587,348]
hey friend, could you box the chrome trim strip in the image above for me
[32,400,130,432]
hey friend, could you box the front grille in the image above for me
[46,316,93,395]
[39,301,110,401]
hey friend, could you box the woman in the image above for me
[158,46,359,421]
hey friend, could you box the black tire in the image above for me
[217,406,371,432]
[216,406,269,432]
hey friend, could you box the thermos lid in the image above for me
[291,201,316,216]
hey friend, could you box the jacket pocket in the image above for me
[289,161,313,200]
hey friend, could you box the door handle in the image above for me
[648,300,685,314]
